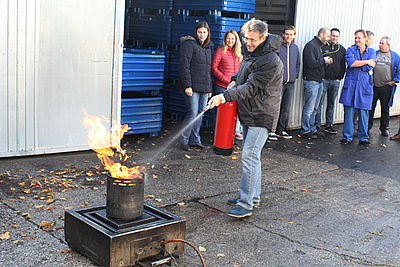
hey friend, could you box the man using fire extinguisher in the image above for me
[207,18,283,218]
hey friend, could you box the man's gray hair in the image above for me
[381,36,391,46]
[241,18,268,37]
[317,27,330,36]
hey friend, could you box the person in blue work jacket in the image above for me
[339,29,376,146]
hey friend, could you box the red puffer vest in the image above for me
[211,46,242,89]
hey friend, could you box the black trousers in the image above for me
[368,84,392,131]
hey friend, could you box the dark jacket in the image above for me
[279,41,300,84]
[223,34,284,131]
[322,41,347,80]
[179,35,214,93]
[303,36,325,82]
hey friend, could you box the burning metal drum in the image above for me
[106,174,144,221]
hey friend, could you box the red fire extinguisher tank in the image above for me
[213,102,237,156]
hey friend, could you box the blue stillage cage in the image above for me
[121,97,163,136]
[122,49,165,94]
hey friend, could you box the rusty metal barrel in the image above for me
[106,174,144,221]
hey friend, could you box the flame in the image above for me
[81,109,145,179]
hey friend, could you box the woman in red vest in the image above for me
[211,30,243,140]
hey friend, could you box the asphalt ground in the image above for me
[0,116,399,266]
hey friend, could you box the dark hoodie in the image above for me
[179,35,214,93]
[223,34,284,131]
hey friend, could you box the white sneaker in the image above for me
[277,131,292,139]
[268,132,278,141]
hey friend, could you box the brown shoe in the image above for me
[390,133,400,141]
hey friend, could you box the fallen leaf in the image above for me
[188,169,193,172]
[380,144,387,148]
[11,224,19,228]
[22,189,30,194]
[301,189,309,192]
[217,253,225,257]
[59,198,67,201]
[288,221,294,224]
[184,154,191,159]
[47,199,55,204]
[177,202,185,206]
[64,206,73,210]
[13,240,19,244]
[18,182,25,187]
[22,213,31,219]
[145,194,155,199]
[277,217,284,221]
[155,199,162,202]
[199,246,206,252]
[20,232,27,237]
[0,231,10,240]
[39,221,56,230]
[10,187,15,191]
[85,177,94,182]
[61,249,71,253]
[19,197,25,200]
[152,174,157,179]
[293,171,299,174]
[328,153,334,157]
[230,155,238,160]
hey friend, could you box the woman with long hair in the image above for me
[211,30,243,140]
[179,21,214,151]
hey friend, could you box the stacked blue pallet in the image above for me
[126,0,173,48]
[122,49,165,136]
[174,0,255,13]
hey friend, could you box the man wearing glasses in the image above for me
[207,18,283,218]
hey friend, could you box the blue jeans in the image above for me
[181,92,208,145]
[276,82,295,134]
[342,105,369,142]
[316,80,340,127]
[301,81,324,135]
[238,126,269,210]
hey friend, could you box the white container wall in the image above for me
[288,0,400,129]
[1,0,125,157]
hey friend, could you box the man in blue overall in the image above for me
[339,29,376,146]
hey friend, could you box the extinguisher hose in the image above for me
[161,239,206,267]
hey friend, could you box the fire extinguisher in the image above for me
[212,102,237,156]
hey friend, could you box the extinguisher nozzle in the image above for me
[203,104,211,112]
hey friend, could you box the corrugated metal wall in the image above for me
[0,0,125,157]
[288,0,400,129]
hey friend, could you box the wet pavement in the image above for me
[0,117,399,266]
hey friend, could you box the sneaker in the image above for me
[359,140,371,147]
[227,198,260,208]
[277,131,292,139]
[235,133,243,141]
[180,143,191,151]
[268,132,278,141]
[301,132,317,139]
[190,143,210,149]
[381,129,389,136]
[324,126,337,134]
[390,133,400,140]
[226,205,252,218]
[340,139,351,145]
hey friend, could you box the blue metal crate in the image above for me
[129,13,172,45]
[121,97,163,135]
[172,14,249,46]
[128,0,173,10]
[174,0,255,13]
[122,50,165,92]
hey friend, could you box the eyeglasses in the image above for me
[242,36,260,44]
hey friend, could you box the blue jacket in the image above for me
[339,45,376,110]
[279,42,300,83]
[376,50,400,107]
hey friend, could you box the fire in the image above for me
[81,109,145,179]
